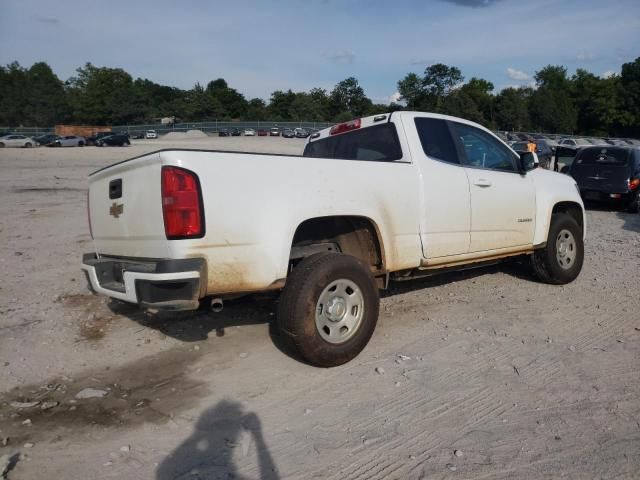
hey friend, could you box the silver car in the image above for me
[53,135,86,147]
[0,134,35,148]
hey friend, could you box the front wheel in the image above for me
[277,252,379,367]
[531,213,584,284]
[25,142,33,148]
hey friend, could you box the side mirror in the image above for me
[519,151,537,173]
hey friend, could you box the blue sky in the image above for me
[1,0,639,103]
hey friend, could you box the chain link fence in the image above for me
[111,120,334,136]
[1,121,334,137]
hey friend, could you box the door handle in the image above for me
[473,179,492,187]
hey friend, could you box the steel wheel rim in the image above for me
[315,279,364,344]
[556,229,577,270]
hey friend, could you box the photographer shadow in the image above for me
[156,399,279,480]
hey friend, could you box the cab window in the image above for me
[451,122,517,172]
[414,117,459,164]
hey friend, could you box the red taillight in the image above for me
[629,178,640,190]
[330,118,361,136]
[87,191,93,239]
[161,166,204,239]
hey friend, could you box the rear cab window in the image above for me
[303,123,403,162]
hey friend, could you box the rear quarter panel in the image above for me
[160,150,422,294]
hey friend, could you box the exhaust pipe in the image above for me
[210,298,224,313]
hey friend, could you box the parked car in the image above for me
[82,111,585,367]
[145,130,158,139]
[96,134,130,147]
[294,128,309,138]
[510,141,551,169]
[218,128,229,137]
[257,129,268,136]
[269,127,280,136]
[605,138,628,147]
[624,138,640,146]
[53,135,86,147]
[231,128,241,137]
[0,134,35,148]
[570,146,640,212]
[282,129,295,138]
[86,132,113,146]
[555,145,580,173]
[132,132,145,139]
[559,138,591,147]
[244,128,255,136]
[34,134,60,146]
[587,137,608,145]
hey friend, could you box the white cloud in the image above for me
[323,49,356,64]
[387,91,402,104]
[602,70,617,78]
[576,51,595,61]
[506,67,531,81]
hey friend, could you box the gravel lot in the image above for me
[1,137,639,479]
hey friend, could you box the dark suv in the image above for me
[570,146,640,212]
[96,134,130,147]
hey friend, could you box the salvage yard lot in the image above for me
[1,138,639,479]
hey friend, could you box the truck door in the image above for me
[449,122,536,253]
[405,116,471,258]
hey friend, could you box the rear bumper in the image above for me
[580,189,637,204]
[81,253,205,310]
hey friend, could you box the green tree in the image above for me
[268,89,296,120]
[0,62,28,125]
[329,77,372,119]
[246,98,267,120]
[66,63,141,124]
[205,78,248,119]
[617,57,640,137]
[494,87,532,132]
[529,65,577,133]
[23,62,68,125]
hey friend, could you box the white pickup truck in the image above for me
[82,112,585,366]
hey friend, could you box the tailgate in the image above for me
[89,152,169,258]
[572,164,630,192]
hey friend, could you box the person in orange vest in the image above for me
[527,138,537,153]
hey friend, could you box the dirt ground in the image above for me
[1,137,639,480]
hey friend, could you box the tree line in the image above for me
[1,58,639,137]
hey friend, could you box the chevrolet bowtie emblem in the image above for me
[109,202,124,218]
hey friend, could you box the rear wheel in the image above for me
[531,213,584,284]
[25,142,32,148]
[0,142,4,148]
[78,141,85,147]
[628,194,640,214]
[277,252,379,367]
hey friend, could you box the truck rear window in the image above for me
[575,147,630,166]
[303,123,402,161]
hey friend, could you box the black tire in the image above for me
[627,194,640,214]
[277,252,379,367]
[25,142,32,148]
[78,141,85,147]
[0,142,4,148]
[531,213,584,284]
